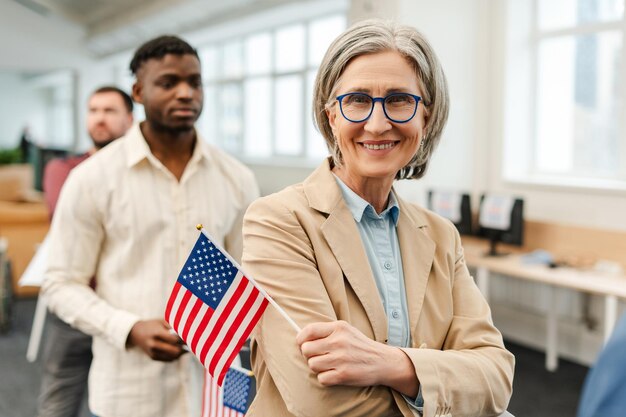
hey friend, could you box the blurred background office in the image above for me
[1,0,625,416]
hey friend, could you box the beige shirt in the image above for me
[42,123,259,417]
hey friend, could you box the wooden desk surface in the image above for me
[461,237,626,299]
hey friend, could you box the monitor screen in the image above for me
[29,146,71,191]
[427,190,472,235]
[477,194,524,256]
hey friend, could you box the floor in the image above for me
[0,298,590,417]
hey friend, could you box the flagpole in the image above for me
[197,225,302,333]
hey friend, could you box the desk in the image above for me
[0,200,48,297]
[462,237,626,371]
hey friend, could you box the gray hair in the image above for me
[313,19,449,180]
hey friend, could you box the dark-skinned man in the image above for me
[42,36,259,417]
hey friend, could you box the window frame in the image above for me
[198,12,347,167]
[501,0,626,194]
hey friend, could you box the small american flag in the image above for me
[165,230,269,386]
[202,367,255,417]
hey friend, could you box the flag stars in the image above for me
[178,235,246,308]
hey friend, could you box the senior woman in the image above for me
[242,19,514,417]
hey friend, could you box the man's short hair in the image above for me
[129,35,199,76]
[92,86,134,113]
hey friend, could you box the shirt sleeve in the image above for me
[402,388,424,414]
[41,169,140,350]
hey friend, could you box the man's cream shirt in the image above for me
[42,123,259,417]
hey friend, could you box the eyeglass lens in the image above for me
[340,93,418,122]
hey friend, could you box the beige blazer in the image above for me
[242,159,514,417]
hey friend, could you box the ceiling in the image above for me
[13,0,300,56]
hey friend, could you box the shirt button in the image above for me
[392,310,399,319]
[384,261,392,270]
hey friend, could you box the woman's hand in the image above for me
[296,320,419,397]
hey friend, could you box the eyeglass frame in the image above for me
[335,92,424,124]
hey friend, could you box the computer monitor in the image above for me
[29,146,71,191]
[427,190,472,235]
[477,194,524,256]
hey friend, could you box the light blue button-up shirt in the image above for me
[334,175,410,347]
[334,175,423,411]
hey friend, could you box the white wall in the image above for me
[0,2,89,72]
[391,0,485,207]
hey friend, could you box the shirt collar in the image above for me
[125,122,212,168]
[333,174,400,225]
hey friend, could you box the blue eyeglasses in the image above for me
[336,92,423,123]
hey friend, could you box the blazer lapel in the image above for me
[396,199,436,346]
[321,207,388,343]
[304,159,388,343]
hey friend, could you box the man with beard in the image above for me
[42,87,134,216]
[38,86,133,417]
[41,36,259,417]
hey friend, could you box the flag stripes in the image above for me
[167,270,268,385]
[165,230,271,389]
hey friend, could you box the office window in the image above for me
[245,33,272,75]
[275,25,306,72]
[26,70,77,150]
[48,83,74,148]
[196,14,346,162]
[503,0,626,188]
